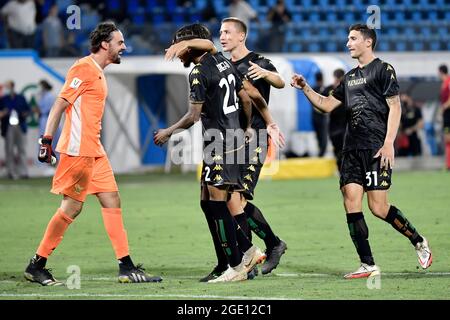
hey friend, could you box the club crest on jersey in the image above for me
[69,77,83,89]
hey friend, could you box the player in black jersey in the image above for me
[165,17,288,276]
[291,24,432,278]
[154,23,266,283]
[324,69,346,170]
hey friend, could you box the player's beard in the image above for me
[110,48,122,64]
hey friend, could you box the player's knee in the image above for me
[343,198,361,212]
[368,200,388,218]
[64,204,83,219]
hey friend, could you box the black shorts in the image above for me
[201,144,242,191]
[239,133,269,200]
[444,108,450,134]
[339,149,392,191]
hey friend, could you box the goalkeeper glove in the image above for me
[38,135,57,165]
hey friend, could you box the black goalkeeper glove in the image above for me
[38,135,57,165]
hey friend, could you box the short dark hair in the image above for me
[222,17,248,36]
[333,68,345,79]
[89,21,119,53]
[349,23,377,50]
[39,79,53,91]
[315,71,323,82]
[173,23,212,44]
[439,64,448,75]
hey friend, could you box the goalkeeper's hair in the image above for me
[172,23,212,44]
[90,21,119,53]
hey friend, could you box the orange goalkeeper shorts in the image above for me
[51,154,118,202]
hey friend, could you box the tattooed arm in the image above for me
[374,95,401,169]
[291,73,341,113]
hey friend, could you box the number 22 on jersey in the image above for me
[219,74,239,115]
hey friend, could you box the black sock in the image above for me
[235,212,252,241]
[233,213,252,253]
[31,254,47,269]
[201,200,228,270]
[346,212,375,266]
[118,255,134,269]
[384,205,423,246]
[209,201,242,268]
[244,202,280,250]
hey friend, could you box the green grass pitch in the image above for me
[0,170,449,300]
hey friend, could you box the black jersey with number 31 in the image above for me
[189,52,243,137]
[332,58,399,152]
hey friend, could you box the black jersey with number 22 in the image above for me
[189,52,243,137]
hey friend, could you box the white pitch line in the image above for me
[0,293,296,300]
[2,272,449,285]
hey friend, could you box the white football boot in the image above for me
[344,263,381,279]
[415,237,432,269]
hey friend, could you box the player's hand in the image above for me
[165,42,189,61]
[153,129,171,146]
[374,143,395,169]
[38,135,57,165]
[247,61,268,81]
[266,123,286,149]
[291,74,307,90]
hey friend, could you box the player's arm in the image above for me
[375,62,402,169]
[38,97,70,164]
[243,80,273,124]
[247,61,285,88]
[237,88,252,130]
[153,102,202,146]
[374,95,401,169]
[243,80,285,147]
[291,73,341,113]
[165,39,217,61]
[44,97,70,137]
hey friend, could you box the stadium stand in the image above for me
[1,0,450,56]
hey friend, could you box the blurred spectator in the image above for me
[397,94,424,157]
[0,81,31,179]
[42,5,64,57]
[1,0,37,49]
[36,79,60,160]
[34,0,46,24]
[59,32,80,57]
[37,80,54,136]
[202,0,218,24]
[229,0,257,31]
[325,68,346,169]
[312,72,328,157]
[438,64,450,170]
[266,0,291,52]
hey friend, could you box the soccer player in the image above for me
[438,64,450,170]
[24,22,162,286]
[154,23,265,283]
[165,17,288,277]
[291,24,432,278]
